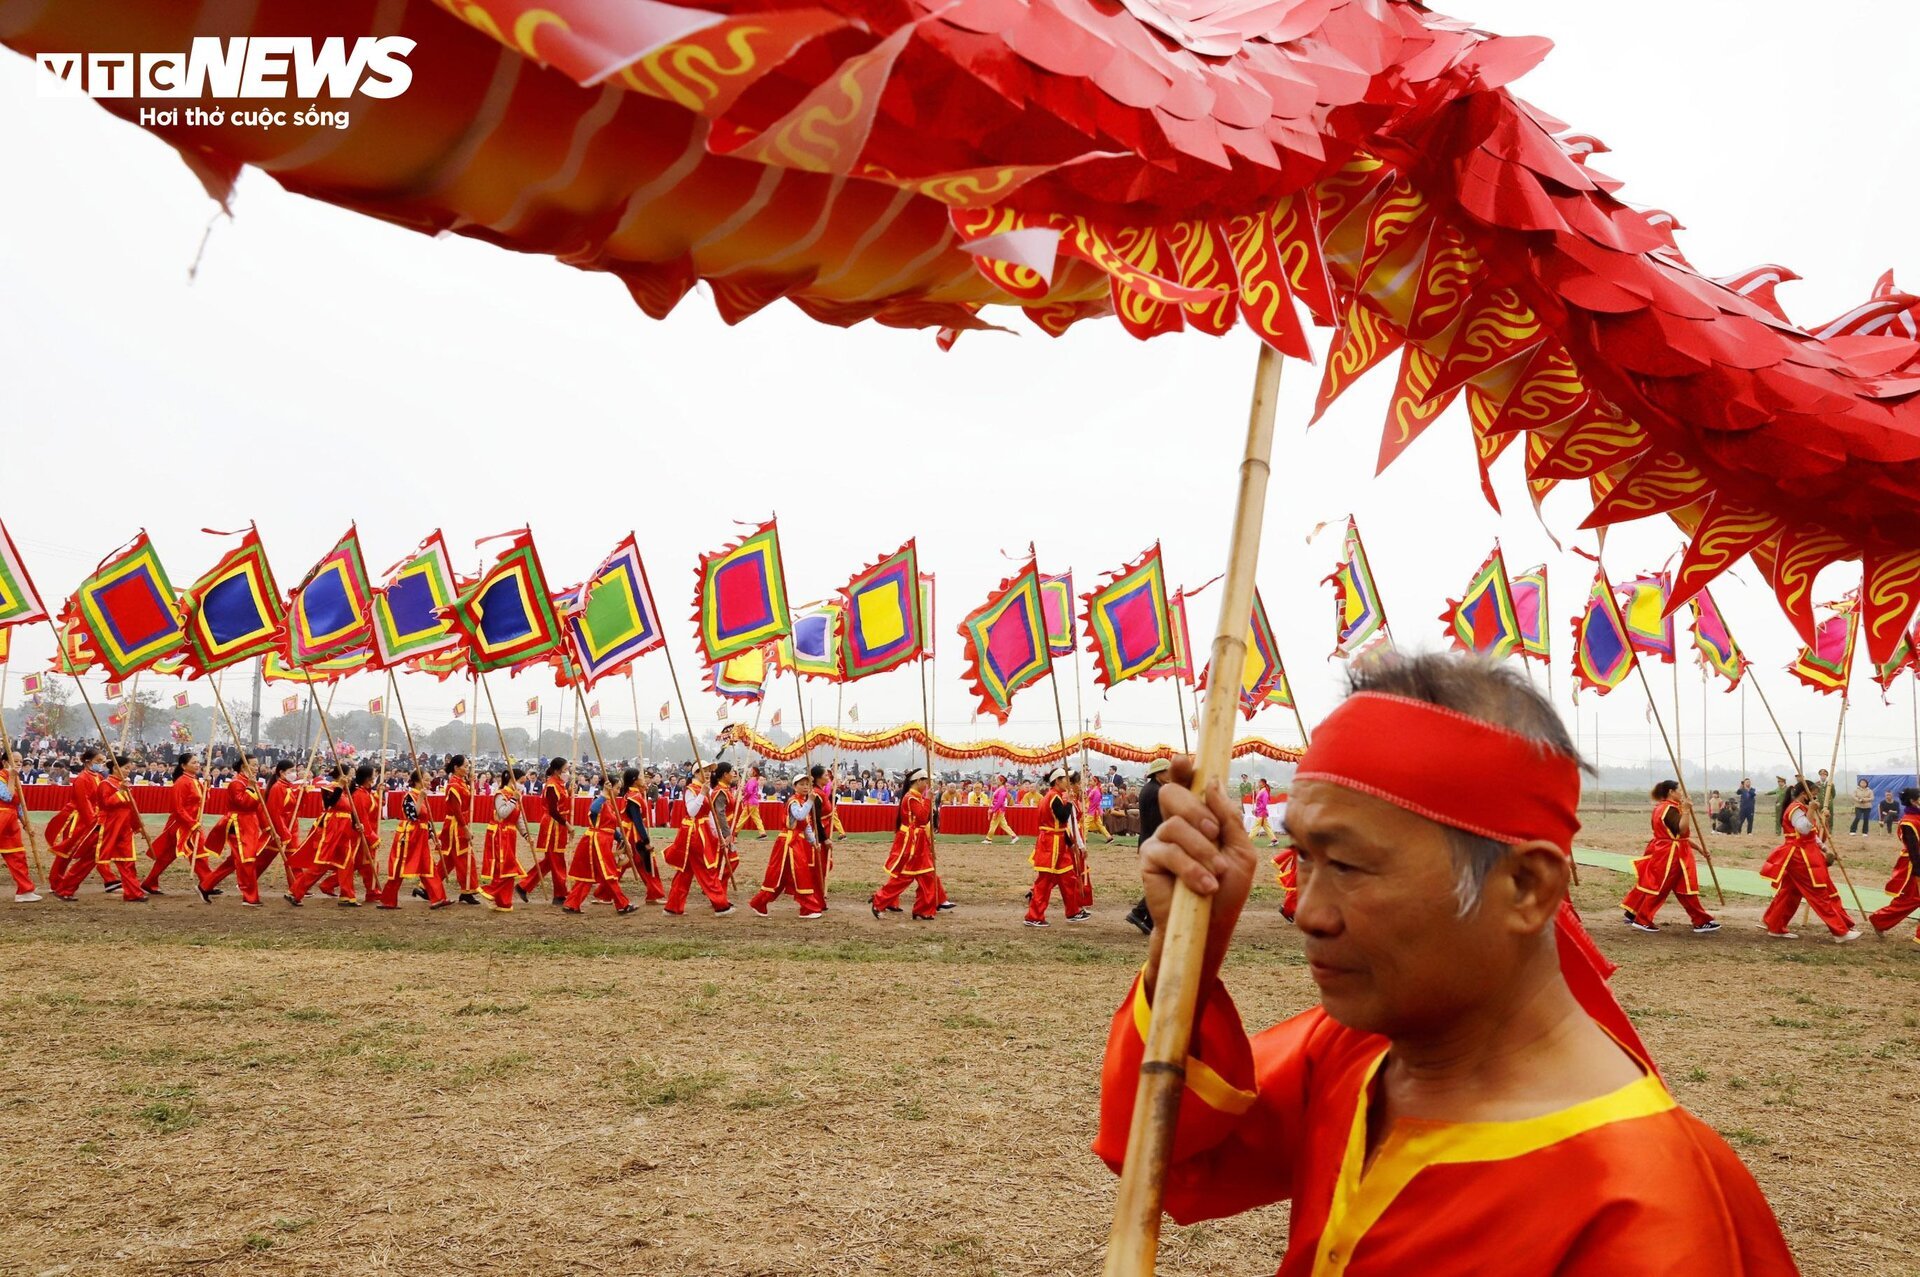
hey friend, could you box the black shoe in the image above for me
[886,906,903,914]
[515,886,528,903]
[458,894,481,906]
[617,903,640,916]
[207,888,223,897]
[936,902,956,912]
[870,897,883,919]
[562,905,583,914]
[284,893,302,907]
[412,887,428,901]
[912,914,934,921]
[104,881,121,893]
[196,884,212,904]
[1124,906,1152,937]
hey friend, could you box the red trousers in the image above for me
[46,853,113,892]
[663,861,729,914]
[376,871,447,909]
[627,846,666,902]
[564,873,629,911]
[57,854,144,901]
[753,853,825,917]
[1026,870,1085,922]
[4,851,34,895]
[1762,863,1855,937]
[483,875,517,910]
[1869,878,1920,937]
[1621,860,1714,928]
[203,854,263,904]
[518,851,569,902]
[870,869,935,918]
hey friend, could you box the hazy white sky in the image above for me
[2,0,1917,780]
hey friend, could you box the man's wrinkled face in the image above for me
[1284,779,1512,1039]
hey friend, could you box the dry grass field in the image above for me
[2,809,1915,1276]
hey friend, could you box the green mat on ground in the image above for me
[1573,848,1891,909]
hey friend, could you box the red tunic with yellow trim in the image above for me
[1884,813,1920,897]
[1094,975,1797,1275]
[483,792,523,882]
[266,780,301,847]
[1030,795,1075,874]
[884,791,936,875]
[537,780,572,858]
[385,791,435,879]
[97,778,139,863]
[1760,801,1829,888]
[1629,798,1700,895]
[438,776,473,853]
[759,796,822,893]
[205,777,266,862]
[150,773,207,863]
[47,767,102,853]
[568,794,623,885]
[662,783,708,872]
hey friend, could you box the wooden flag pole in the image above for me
[629,670,644,775]
[44,621,112,747]
[306,683,371,859]
[117,674,140,751]
[1630,659,1725,906]
[1103,342,1281,1277]
[304,683,339,777]
[209,685,288,866]
[792,675,811,770]
[470,664,480,764]
[1749,675,1804,776]
[1172,678,1190,754]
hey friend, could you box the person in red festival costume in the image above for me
[1094,654,1797,1275]
[870,769,938,920]
[376,771,448,910]
[1023,768,1087,927]
[1619,780,1718,936]
[562,771,640,915]
[286,763,378,907]
[481,767,530,912]
[435,754,481,905]
[55,755,148,902]
[663,763,735,916]
[1759,780,1860,942]
[750,771,825,918]
[200,754,280,906]
[0,748,42,902]
[45,745,112,893]
[518,758,573,906]
[1868,786,1920,942]
[259,760,303,883]
[139,752,208,895]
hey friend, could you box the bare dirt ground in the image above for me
[2,812,1915,1276]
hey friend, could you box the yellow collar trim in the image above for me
[1312,1051,1674,1276]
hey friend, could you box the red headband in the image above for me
[1295,691,1653,1072]
[1294,692,1582,855]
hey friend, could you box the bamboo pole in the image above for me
[660,636,703,770]
[1172,678,1190,754]
[629,669,644,775]
[470,664,480,764]
[1103,342,1281,1277]
[117,674,140,752]
[1631,659,1725,906]
[1750,675,1804,776]
[389,671,419,763]
[477,669,534,842]
[306,682,371,861]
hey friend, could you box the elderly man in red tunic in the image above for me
[1095,654,1796,1275]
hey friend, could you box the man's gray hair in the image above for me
[1346,652,1591,915]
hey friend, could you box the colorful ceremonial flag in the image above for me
[1616,573,1676,664]
[0,520,49,630]
[839,541,926,681]
[371,532,460,669]
[369,696,385,715]
[105,682,124,701]
[526,696,541,715]
[1511,565,1549,664]
[848,704,860,723]
[0,630,8,664]
[1081,544,1174,691]
[446,531,566,674]
[1326,519,1390,658]
[172,692,189,709]
[1440,546,1521,660]
[263,650,369,683]
[1142,584,1203,685]
[1093,712,1102,731]
[281,694,300,715]
[783,600,845,681]
[703,647,768,702]
[1690,589,1747,689]
[566,534,665,687]
[659,702,671,721]
[69,534,186,680]
[20,672,43,696]
[693,519,791,663]
[1866,629,1912,698]
[590,702,601,719]
[1201,587,1287,720]
[1570,569,1637,696]
[49,602,93,676]
[408,649,470,682]
[770,708,782,728]
[716,704,729,721]
[1788,598,1859,696]
[287,527,374,665]
[452,699,467,717]
[1039,573,1076,657]
[957,561,1052,724]
[178,527,286,679]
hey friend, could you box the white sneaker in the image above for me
[1764,930,1798,940]
[13,892,41,903]
[1834,928,1864,944]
